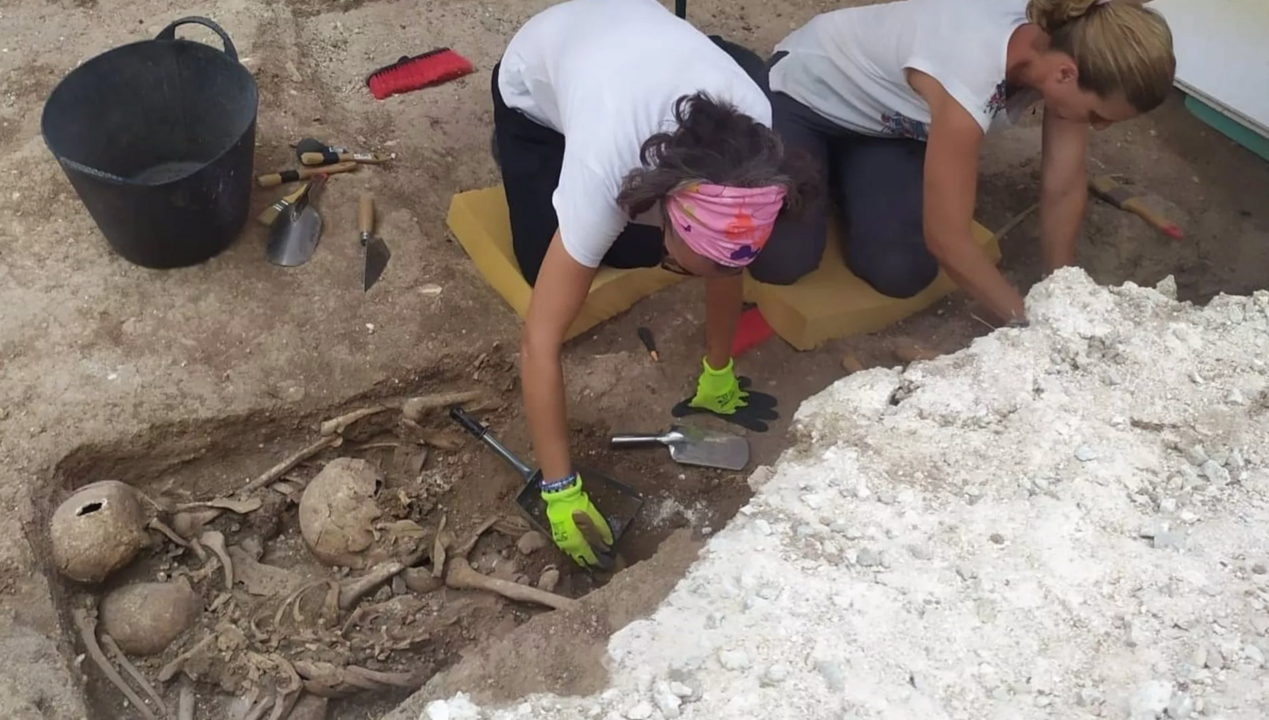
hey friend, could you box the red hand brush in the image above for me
[366,48,475,100]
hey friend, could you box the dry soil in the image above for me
[0,0,1266,718]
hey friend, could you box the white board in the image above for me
[1151,0,1269,138]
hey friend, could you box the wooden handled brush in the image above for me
[1089,175,1183,240]
[256,160,358,188]
[255,182,310,227]
[301,151,391,166]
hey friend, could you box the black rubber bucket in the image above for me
[40,17,258,269]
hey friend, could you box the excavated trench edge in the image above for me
[26,347,761,719]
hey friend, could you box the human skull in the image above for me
[298,457,385,569]
[49,481,151,584]
[100,577,201,656]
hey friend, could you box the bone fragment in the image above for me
[242,693,275,720]
[319,406,388,436]
[200,530,234,591]
[400,390,486,421]
[148,517,191,548]
[174,497,263,514]
[178,678,196,720]
[71,609,160,720]
[337,560,406,611]
[266,654,303,720]
[159,634,216,682]
[242,435,342,494]
[438,522,577,611]
[101,632,168,716]
[402,568,444,594]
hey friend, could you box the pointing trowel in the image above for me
[358,192,392,291]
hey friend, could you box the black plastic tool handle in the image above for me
[156,17,239,61]
[448,406,534,481]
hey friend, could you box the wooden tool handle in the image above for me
[301,151,389,165]
[1122,198,1184,239]
[359,193,374,235]
[256,161,357,188]
[282,182,310,203]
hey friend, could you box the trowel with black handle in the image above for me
[358,192,391,291]
[610,424,750,471]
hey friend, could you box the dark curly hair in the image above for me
[616,92,819,219]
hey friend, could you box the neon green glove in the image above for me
[541,471,614,569]
[672,357,780,432]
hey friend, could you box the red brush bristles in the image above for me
[366,48,475,100]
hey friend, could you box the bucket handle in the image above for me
[156,17,239,62]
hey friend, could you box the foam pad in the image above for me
[446,186,686,341]
[743,215,1000,350]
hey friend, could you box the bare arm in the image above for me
[908,69,1027,323]
[1038,105,1090,273]
[704,274,743,369]
[521,231,598,481]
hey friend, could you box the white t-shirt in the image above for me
[770,0,1041,140]
[497,0,772,268]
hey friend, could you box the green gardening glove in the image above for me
[672,357,780,432]
[541,472,615,570]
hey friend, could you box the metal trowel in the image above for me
[266,174,327,266]
[610,424,750,471]
[448,406,644,572]
[358,192,391,291]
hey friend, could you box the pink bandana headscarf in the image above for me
[664,182,788,267]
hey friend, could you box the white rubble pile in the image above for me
[422,269,1269,720]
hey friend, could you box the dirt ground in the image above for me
[0,0,1267,718]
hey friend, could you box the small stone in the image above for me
[516,531,548,555]
[857,548,881,567]
[1244,643,1266,667]
[1205,645,1225,670]
[956,565,977,581]
[1129,680,1173,719]
[815,660,845,691]
[753,519,772,536]
[802,494,825,510]
[536,567,560,593]
[795,524,816,538]
[1250,616,1269,636]
[760,664,790,687]
[1185,445,1209,466]
[669,682,694,699]
[1160,497,1178,513]
[1227,388,1248,405]
[908,545,933,561]
[625,701,654,720]
[705,612,724,629]
[1075,445,1098,462]
[1190,646,1209,669]
[1076,687,1101,707]
[877,492,896,505]
[989,533,1005,545]
[1201,460,1230,485]
[1167,693,1195,719]
[652,681,682,718]
[1228,448,1246,469]
[1153,532,1185,550]
[757,585,780,601]
[1035,694,1052,708]
[718,649,750,671]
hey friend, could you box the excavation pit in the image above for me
[34,372,755,720]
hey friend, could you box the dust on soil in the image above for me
[0,0,1267,718]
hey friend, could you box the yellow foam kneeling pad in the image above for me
[743,215,1000,351]
[446,186,687,341]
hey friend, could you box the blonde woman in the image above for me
[750,0,1175,326]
